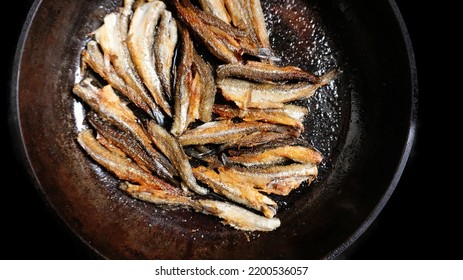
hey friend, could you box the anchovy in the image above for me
[215,163,318,195]
[225,145,324,167]
[220,130,298,151]
[87,112,179,185]
[193,52,216,122]
[173,0,239,63]
[216,61,320,83]
[146,121,209,195]
[218,70,336,109]
[72,81,177,178]
[198,0,231,24]
[77,129,181,195]
[154,9,178,100]
[224,0,249,31]
[193,166,277,218]
[81,40,153,114]
[198,200,281,232]
[213,104,308,129]
[245,0,271,50]
[127,1,172,116]
[178,120,298,146]
[171,25,194,136]
[120,182,199,209]
[93,9,164,123]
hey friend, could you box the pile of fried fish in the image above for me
[73,0,336,231]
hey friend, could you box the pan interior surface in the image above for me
[12,0,416,259]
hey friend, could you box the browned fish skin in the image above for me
[198,0,231,24]
[192,52,216,122]
[154,9,178,100]
[146,121,209,195]
[218,70,337,109]
[193,166,277,218]
[225,145,324,167]
[213,104,308,129]
[128,1,172,116]
[171,25,194,136]
[224,0,249,30]
[246,0,271,50]
[93,9,164,122]
[219,130,298,150]
[198,200,281,231]
[87,112,179,185]
[173,0,239,63]
[215,163,318,195]
[81,40,153,115]
[178,120,298,146]
[120,182,200,209]
[216,61,320,83]
[77,130,181,195]
[73,81,177,178]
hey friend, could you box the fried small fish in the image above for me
[193,166,277,218]
[218,70,336,109]
[128,1,172,116]
[78,130,180,195]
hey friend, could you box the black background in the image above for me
[1,0,458,259]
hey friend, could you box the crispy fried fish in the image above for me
[120,182,199,209]
[171,25,194,136]
[154,9,178,100]
[146,121,209,195]
[225,145,323,167]
[215,163,318,195]
[128,1,172,116]
[193,166,277,218]
[213,104,308,129]
[198,200,281,231]
[93,8,164,123]
[178,120,298,146]
[218,70,337,109]
[217,61,320,83]
[87,112,179,185]
[73,81,177,179]
[78,129,181,195]
[81,40,152,115]
[198,0,231,24]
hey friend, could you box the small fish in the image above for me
[154,8,178,100]
[73,81,177,179]
[193,166,277,218]
[77,129,181,195]
[87,112,179,185]
[128,1,172,116]
[93,9,164,123]
[215,163,318,195]
[198,0,231,24]
[198,200,281,232]
[81,40,152,115]
[193,52,216,122]
[173,0,239,63]
[216,61,320,83]
[225,145,324,167]
[213,104,308,129]
[245,0,271,50]
[120,182,199,210]
[218,70,337,109]
[171,25,194,136]
[146,121,209,195]
[178,120,298,146]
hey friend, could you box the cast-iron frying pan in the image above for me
[11,0,416,259]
